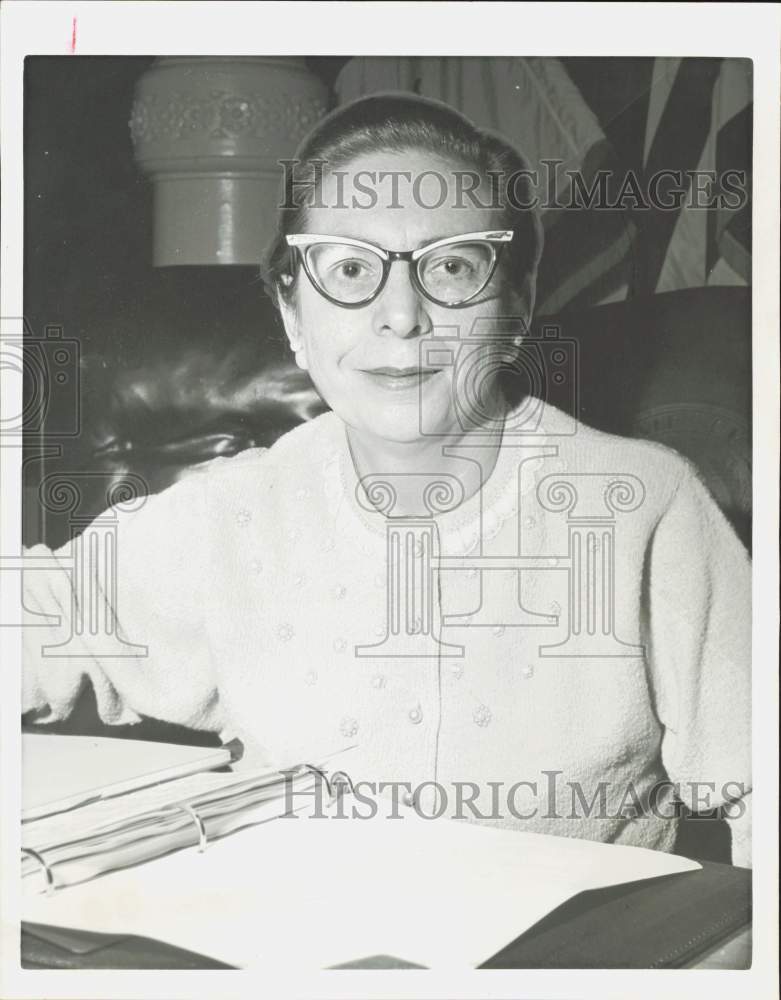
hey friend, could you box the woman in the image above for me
[23,95,751,864]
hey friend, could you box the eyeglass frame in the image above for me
[284,230,514,309]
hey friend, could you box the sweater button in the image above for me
[339,716,359,739]
[473,704,492,727]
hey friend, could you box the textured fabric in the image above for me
[22,399,752,864]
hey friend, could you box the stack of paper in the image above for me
[21,734,315,893]
[22,800,701,969]
[21,734,702,968]
[22,733,238,820]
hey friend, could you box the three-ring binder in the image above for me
[162,763,357,854]
[22,756,358,895]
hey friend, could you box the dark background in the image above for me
[23,56,656,362]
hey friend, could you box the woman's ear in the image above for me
[277,292,309,372]
[501,275,536,343]
[517,272,537,331]
[502,279,534,339]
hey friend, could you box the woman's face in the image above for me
[279,149,526,447]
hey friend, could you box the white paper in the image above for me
[22,734,232,820]
[22,802,700,969]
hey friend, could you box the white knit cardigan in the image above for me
[23,399,752,864]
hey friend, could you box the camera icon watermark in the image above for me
[417,318,579,440]
[1,317,81,441]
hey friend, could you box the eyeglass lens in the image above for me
[305,240,496,305]
[417,242,495,304]
[306,244,383,304]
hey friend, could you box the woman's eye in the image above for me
[433,256,475,276]
[332,259,372,279]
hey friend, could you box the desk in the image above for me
[692,927,751,970]
[22,859,751,970]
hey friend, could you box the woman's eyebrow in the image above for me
[415,232,481,248]
[416,234,451,248]
[310,231,472,250]
[389,233,475,251]
[318,232,383,247]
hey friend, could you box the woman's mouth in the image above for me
[360,367,442,392]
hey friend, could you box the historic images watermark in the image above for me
[279,160,749,213]
[280,768,749,823]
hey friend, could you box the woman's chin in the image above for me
[356,421,435,446]
[351,413,462,446]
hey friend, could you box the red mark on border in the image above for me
[70,17,77,54]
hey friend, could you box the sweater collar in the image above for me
[323,395,551,556]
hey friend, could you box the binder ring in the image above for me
[167,803,209,852]
[302,763,333,797]
[329,770,355,795]
[301,765,354,801]
[21,847,55,896]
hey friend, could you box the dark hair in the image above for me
[263,93,543,315]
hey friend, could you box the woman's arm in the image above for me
[22,469,223,734]
[644,458,752,866]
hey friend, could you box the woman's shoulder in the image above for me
[533,399,697,506]
[200,410,338,485]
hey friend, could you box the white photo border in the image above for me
[1,3,779,999]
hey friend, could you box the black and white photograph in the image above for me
[1,3,778,998]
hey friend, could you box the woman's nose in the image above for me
[372,261,431,340]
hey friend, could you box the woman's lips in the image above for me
[360,368,442,392]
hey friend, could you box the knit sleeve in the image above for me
[22,469,223,734]
[644,459,752,867]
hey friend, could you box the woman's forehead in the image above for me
[305,148,503,245]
